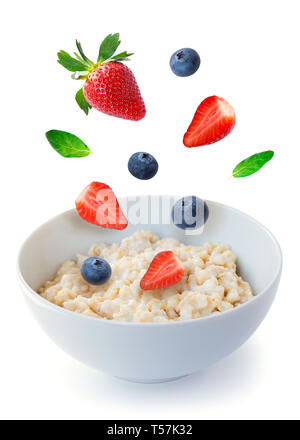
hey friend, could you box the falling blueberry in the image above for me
[172,196,209,230]
[170,48,201,77]
[81,257,112,285]
[128,152,159,180]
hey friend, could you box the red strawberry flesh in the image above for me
[183,96,236,148]
[140,251,185,291]
[83,62,146,121]
[75,182,128,230]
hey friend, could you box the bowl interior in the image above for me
[18,197,282,297]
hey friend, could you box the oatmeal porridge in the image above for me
[39,230,253,322]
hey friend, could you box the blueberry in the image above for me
[81,257,112,286]
[128,152,159,180]
[170,48,201,77]
[172,196,209,230]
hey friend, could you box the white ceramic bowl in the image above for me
[17,196,282,383]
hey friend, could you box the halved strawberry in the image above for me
[140,251,185,291]
[75,182,128,230]
[183,95,236,148]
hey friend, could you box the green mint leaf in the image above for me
[98,33,121,62]
[57,50,89,72]
[75,88,92,115]
[110,51,134,61]
[232,150,274,178]
[45,130,92,158]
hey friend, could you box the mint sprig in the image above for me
[232,150,274,178]
[45,130,92,158]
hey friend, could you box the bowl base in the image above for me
[115,375,188,384]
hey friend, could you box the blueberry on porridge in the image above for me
[81,257,112,285]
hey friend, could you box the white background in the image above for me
[1,0,299,420]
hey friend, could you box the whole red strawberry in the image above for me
[58,34,146,121]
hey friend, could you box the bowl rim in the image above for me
[17,197,283,328]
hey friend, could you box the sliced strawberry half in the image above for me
[75,181,128,230]
[183,95,236,148]
[140,251,185,291]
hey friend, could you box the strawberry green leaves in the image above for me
[57,50,89,72]
[75,88,92,115]
[75,40,93,66]
[97,33,133,62]
[45,130,92,158]
[58,41,93,77]
[111,51,134,62]
[58,34,133,73]
[98,33,121,62]
[58,34,134,77]
[232,150,274,178]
